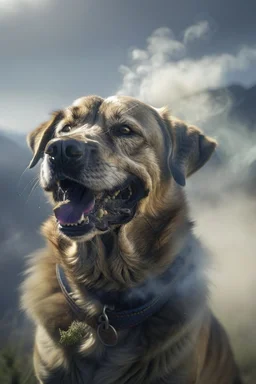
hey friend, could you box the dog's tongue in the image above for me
[54,183,95,224]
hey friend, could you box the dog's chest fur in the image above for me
[29,231,209,384]
[22,224,241,384]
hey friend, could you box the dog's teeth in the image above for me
[77,216,84,224]
[84,216,89,224]
[97,208,104,218]
[69,221,81,226]
[61,219,90,227]
[113,190,120,199]
[128,186,132,197]
[109,190,118,200]
[120,208,131,214]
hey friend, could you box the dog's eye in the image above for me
[61,125,72,133]
[114,125,133,136]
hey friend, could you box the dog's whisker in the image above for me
[18,175,39,197]
[17,165,30,190]
[123,103,140,115]
[25,179,40,205]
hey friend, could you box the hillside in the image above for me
[0,133,49,343]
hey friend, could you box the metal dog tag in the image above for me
[97,305,118,347]
[97,323,118,347]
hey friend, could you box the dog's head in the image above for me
[27,95,216,241]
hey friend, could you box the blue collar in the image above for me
[56,242,192,336]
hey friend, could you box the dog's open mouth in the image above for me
[53,176,147,238]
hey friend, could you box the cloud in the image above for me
[183,21,210,44]
[117,22,256,110]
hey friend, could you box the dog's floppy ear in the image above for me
[27,110,63,169]
[160,110,217,186]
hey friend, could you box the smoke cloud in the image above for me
[117,22,256,106]
[117,22,256,382]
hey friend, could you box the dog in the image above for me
[21,95,242,383]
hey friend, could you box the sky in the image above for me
[1,0,256,133]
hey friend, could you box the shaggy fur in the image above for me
[21,95,241,383]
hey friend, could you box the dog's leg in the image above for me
[33,325,68,384]
[198,316,241,384]
[33,325,98,384]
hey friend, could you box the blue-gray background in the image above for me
[0,1,256,382]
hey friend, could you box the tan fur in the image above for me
[21,95,241,383]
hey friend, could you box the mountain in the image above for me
[0,129,27,148]
[180,83,256,133]
[172,84,256,198]
[223,84,256,131]
[0,133,50,343]
[199,83,256,133]
[206,84,256,193]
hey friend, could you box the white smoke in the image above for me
[118,22,256,382]
[183,21,211,44]
[117,23,256,107]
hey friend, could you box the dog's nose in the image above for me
[45,139,97,165]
